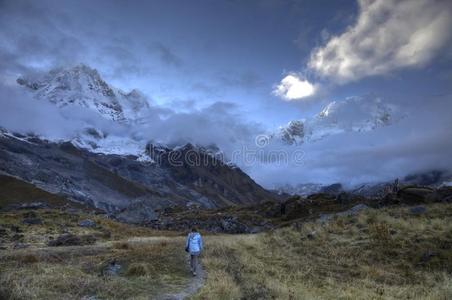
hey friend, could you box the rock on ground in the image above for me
[78,219,96,227]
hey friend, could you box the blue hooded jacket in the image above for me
[186,232,203,254]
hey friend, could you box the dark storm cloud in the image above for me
[0,0,184,82]
[0,0,85,73]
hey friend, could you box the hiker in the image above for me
[185,227,203,276]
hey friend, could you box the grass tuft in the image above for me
[126,263,149,277]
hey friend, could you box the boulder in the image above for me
[47,233,96,247]
[65,208,82,215]
[48,233,81,246]
[78,219,96,228]
[318,214,333,223]
[220,217,248,233]
[398,187,434,203]
[337,204,369,217]
[22,218,42,225]
[18,202,48,210]
[102,260,122,276]
[409,205,427,215]
[13,242,29,249]
[307,231,316,240]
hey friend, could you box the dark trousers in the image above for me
[190,252,200,272]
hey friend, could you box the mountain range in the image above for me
[276,170,452,198]
[2,64,447,223]
[1,64,278,222]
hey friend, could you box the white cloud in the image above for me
[309,0,452,83]
[273,74,315,100]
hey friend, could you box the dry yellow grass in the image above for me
[0,209,190,300]
[192,203,452,300]
[2,203,452,299]
[0,237,191,300]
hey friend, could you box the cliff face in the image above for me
[0,132,278,223]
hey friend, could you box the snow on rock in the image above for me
[275,96,402,145]
[13,64,156,159]
[17,64,150,122]
[71,131,148,157]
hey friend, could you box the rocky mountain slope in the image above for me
[0,130,278,222]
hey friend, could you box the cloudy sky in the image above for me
[1,0,452,187]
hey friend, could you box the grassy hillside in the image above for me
[0,175,85,210]
[192,203,452,299]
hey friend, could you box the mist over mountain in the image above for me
[1,63,452,189]
[0,64,260,158]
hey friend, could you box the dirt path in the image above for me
[126,237,206,300]
[156,257,205,300]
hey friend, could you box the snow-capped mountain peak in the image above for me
[275,96,402,145]
[17,64,150,122]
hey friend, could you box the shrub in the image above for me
[126,263,148,276]
[113,242,129,250]
[19,254,39,264]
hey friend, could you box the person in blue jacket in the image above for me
[185,227,203,276]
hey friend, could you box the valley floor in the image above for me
[1,202,452,299]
